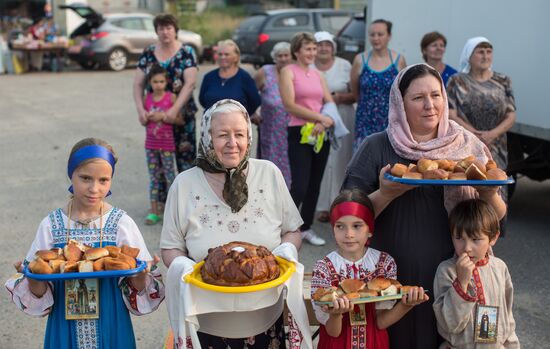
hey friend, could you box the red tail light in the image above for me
[91,31,109,41]
[257,33,269,45]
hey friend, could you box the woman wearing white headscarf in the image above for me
[342,64,506,349]
[160,99,304,348]
[447,37,516,175]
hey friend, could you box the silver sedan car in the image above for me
[60,4,203,71]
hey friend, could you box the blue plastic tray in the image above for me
[384,173,515,186]
[23,259,147,280]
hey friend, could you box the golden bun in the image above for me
[50,247,64,257]
[49,259,65,273]
[103,257,131,271]
[105,246,121,258]
[457,155,476,170]
[453,165,466,173]
[312,287,338,302]
[34,250,59,261]
[423,169,449,180]
[120,245,140,259]
[64,243,83,262]
[436,159,456,172]
[407,164,419,173]
[485,160,498,171]
[390,163,408,177]
[93,258,105,271]
[465,163,487,180]
[449,172,467,180]
[29,258,53,274]
[60,261,79,273]
[84,247,109,261]
[486,168,508,180]
[417,159,438,173]
[339,279,366,293]
[402,172,423,180]
[367,278,392,291]
[78,260,94,273]
[344,292,361,300]
[471,160,487,174]
[117,253,137,269]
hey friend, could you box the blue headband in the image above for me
[67,145,116,195]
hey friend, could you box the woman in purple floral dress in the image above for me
[351,19,406,151]
[254,42,293,187]
[133,14,198,174]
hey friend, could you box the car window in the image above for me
[340,18,365,40]
[236,15,267,32]
[318,14,352,34]
[142,18,155,32]
[111,18,144,30]
[271,14,309,28]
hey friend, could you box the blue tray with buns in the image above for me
[23,259,147,280]
[384,173,515,186]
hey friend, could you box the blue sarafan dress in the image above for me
[5,207,165,349]
[354,50,400,151]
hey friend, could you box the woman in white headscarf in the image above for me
[447,37,516,174]
[342,63,506,349]
[160,99,303,349]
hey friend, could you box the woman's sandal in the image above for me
[145,213,161,225]
[317,211,330,223]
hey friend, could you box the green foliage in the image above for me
[179,6,247,46]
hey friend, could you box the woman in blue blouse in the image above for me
[420,31,457,86]
[199,40,261,116]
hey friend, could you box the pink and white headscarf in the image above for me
[386,63,492,213]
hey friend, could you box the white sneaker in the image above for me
[302,229,326,246]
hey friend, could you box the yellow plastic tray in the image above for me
[184,256,295,293]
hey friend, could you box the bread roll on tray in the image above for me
[29,258,53,274]
[402,172,423,180]
[84,247,109,261]
[486,168,508,180]
[465,163,487,180]
[390,163,408,177]
[121,245,140,258]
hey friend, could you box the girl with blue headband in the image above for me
[6,137,165,349]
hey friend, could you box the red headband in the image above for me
[330,201,375,235]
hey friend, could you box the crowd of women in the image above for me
[7,12,519,349]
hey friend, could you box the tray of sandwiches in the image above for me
[184,241,296,293]
[384,156,514,186]
[23,240,146,280]
[312,278,422,306]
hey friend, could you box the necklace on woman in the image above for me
[66,199,104,247]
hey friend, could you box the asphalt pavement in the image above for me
[0,66,549,348]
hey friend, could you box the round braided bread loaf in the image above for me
[201,241,280,286]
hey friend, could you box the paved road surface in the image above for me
[0,68,548,348]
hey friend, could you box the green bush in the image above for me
[179,6,247,46]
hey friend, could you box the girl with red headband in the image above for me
[311,189,428,349]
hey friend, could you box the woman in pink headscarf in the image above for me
[342,63,506,349]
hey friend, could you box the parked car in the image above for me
[335,13,365,63]
[59,4,203,71]
[233,8,353,67]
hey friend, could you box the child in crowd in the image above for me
[311,189,429,349]
[433,199,520,348]
[143,64,178,225]
[6,137,165,349]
